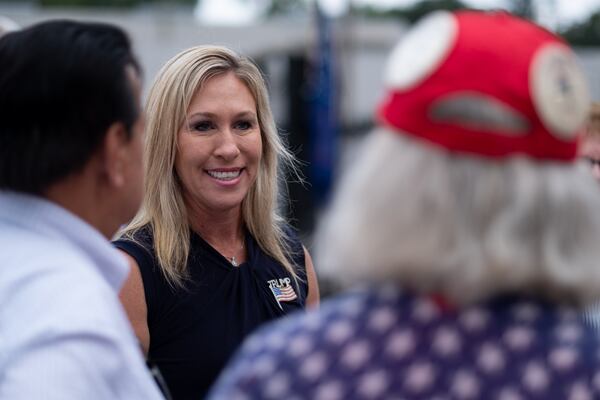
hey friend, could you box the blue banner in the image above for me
[308,3,339,206]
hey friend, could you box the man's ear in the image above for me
[100,122,129,188]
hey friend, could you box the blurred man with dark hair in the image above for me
[0,20,163,399]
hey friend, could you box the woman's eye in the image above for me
[234,120,253,131]
[192,121,214,132]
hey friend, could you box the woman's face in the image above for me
[175,71,263,214]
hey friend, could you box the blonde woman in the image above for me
[114,45,319,399]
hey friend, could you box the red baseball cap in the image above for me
[378,11,590,161]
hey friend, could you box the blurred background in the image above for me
[2,0,600,242]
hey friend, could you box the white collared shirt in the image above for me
[0,191,163,399]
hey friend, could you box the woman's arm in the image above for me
[303,246,320,308]
[118,250,150,356]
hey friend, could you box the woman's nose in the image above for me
[215,130,241,160]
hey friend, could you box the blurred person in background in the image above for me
[0,20,163,399]
[114,45,319,399]
[208,11,600,399]
[580,101,600,329]
[579,101,600,182]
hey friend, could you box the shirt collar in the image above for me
[0,190,129,291]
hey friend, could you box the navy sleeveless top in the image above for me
[113,226,308,399]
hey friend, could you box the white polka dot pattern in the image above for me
[207,287,600,399]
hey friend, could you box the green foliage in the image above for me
[510,0,534,20]
[267,0,308,16]
[34,0,195,7]
[40,0,136,6]
[560,11,600,46]
[352,0,470,24]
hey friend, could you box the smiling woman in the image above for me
[112,45,320,399]
[176,72,263,217]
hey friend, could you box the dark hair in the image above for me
[0,20,141,194]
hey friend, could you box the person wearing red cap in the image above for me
[208,10,600,399]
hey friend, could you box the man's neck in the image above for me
[44,173,117,239]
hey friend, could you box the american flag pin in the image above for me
[268,278,297,310]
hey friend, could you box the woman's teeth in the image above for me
[207,170,241,180]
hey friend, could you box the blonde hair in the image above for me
[585,102,600,138]
[120,45,299,287]
[316,128,600,306]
